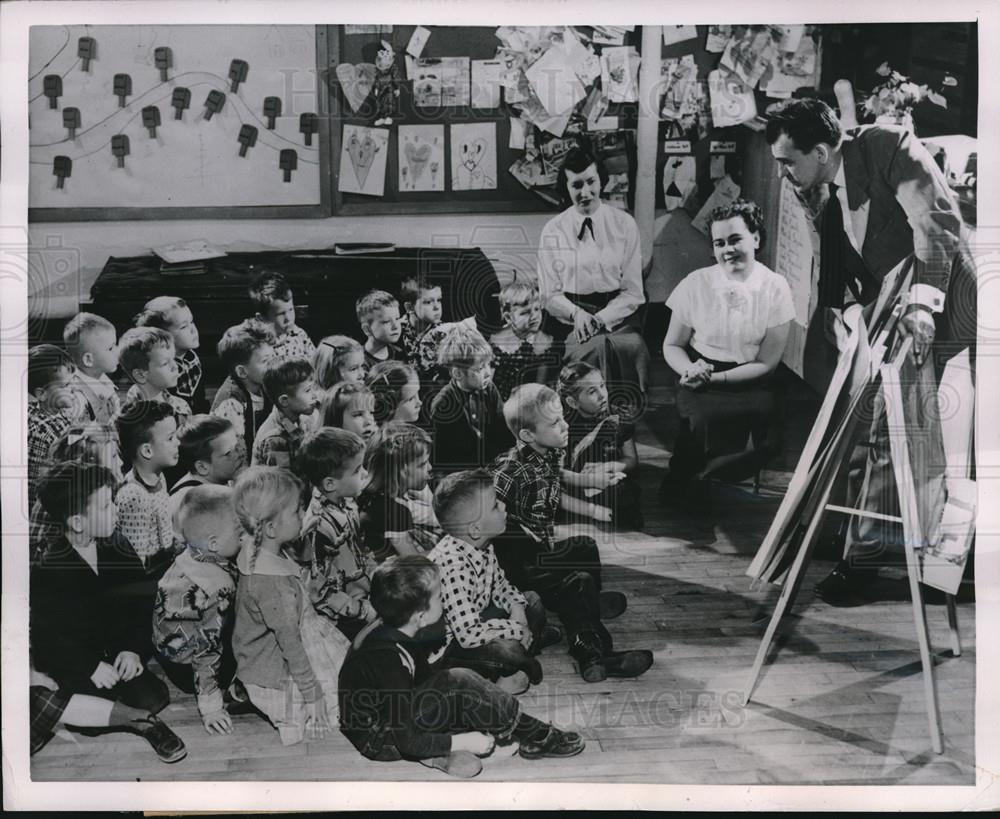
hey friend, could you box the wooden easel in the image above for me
[742,327,962,754]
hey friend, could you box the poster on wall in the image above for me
[450,122,498,190]
[339,124,389,196]
[398,125,445,192]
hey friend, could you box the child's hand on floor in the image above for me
[114,651,143,681]
[305,697,332,740]
[203,709,234,735]
[452,731,495,756]
[90,661,120,689]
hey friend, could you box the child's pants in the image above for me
[435,591,546,681]
[67,668,169,715]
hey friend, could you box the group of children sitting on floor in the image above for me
[27,270,651,778]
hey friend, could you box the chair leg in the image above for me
[754,469,762,495]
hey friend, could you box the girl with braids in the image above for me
[231,466,350,746]
[366,360,422,426]
[358,422,442,564]
[557,361,643,531]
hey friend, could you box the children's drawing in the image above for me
[450,122,497,191]
[398,125,445,191]
[720,25,781,89]
[339,124,388,196]
[662,155,697,211]
[335,62,376,113]
[708,69,758,127]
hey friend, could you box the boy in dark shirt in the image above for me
[338,555,584,778]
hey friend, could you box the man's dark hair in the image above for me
[765,97,841,152]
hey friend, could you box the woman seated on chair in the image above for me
[660,199,794,508]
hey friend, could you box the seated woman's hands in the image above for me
[679,359,713,390]
[573,309,604,344]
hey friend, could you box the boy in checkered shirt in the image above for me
[27,345,80,509]
[490,383,652,683]
[134,296,207,414]
[248,271,316,365]
[115,400,182,577]
[251,359,320,469]
[428,469,561,694]
[63,312,122,424]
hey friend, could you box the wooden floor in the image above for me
[31,372,976,785]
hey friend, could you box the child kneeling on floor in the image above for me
[338,554,585,778]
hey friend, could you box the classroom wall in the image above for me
[27,209,709,324]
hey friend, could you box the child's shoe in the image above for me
[518,725,585,760]
[419,751,483,778]
[125,714,187,763]
[496,670,530,695]
[602,649,654,679]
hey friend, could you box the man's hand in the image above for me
[900,306,936,368]
[573,309,603,344]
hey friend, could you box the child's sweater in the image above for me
[116,468,177,572]
[270,324,317,365]
[429,380,512,472]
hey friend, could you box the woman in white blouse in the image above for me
[661,199,794,505]
[536,146,650,404]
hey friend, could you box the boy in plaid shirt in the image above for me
[63,312,122,424]
[251,359,320,469]
[294,427,377,639]
[249,271,316,365]
[153,485,243,735]
[134,296,207,414]
[27,345,79,509]
[490,383,652,683]
[429,469,561,694]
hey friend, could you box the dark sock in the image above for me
[511,712,549,743]
[109,701,149,726]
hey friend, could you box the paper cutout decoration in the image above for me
[155,46,172,82]
[601,47,640,103]
[709,154,727,180]
[525,45,586,117]
[63,107,80,139]
[762,33,819,97]
[450,122,497,190]
[720,26,780,89]
[398,125,445,191]
[509,156,558,189]
[53,156,71,189]
[413,57,471,107]
[339,124,389,196]
[238,124,258,157]
[708,69,757,127]
[705,25,732,53]
[263,96,282,129]
[509,116,528,150]
[471,60,504,108]
[540,135,575,176]
[172,87,191,120]
[662,155,697,211]
[43,75,62,109]
[692,175,742,235]
[407,26,432,57]
[662,26,698,46]
[776,25,805,52]
[591,26,627,46]
[336,62,376,113]
[279,149,297,182]
[229,59,249,92]
[78,36,96,71]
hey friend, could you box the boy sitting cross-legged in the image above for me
[294,427,378,640]
[338,554,585,778]
[30,460,186,763]
[62,312,121,424]
[153,484,246,735]
[118,326,192,426]
[356,289,403,370]
[249,271,317,365]
[212,318,276,458]
[115,400,182,577]
[429,469,562,695]
[251,359,320,469]
[490,383,653,683]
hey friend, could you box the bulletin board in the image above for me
[28,25,332,222]
[331,25,641,215]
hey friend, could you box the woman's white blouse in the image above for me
[536,202,645,330]
[666,261,795,364]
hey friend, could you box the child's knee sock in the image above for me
[109,701,151,725]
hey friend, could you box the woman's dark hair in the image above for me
[707,199,767,247]
[764,97,841,153]
[556,144,609,208]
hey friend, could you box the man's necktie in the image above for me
[819,182,862,308]
[577,217,595,242]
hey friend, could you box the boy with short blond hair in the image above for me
[251,359,320,469]
[249,271,316,365]
[153,484,244,735]
[115,400,182,576]
[118,326,192,425]
[294,427,377,639]
[488,280,558,400]
[490,383,653,683]
[430,325,511,472]
[63,312,122,424]
[356,289,402,370]
[429,469,561,694]
[212,318,276,454]
[134,296,206,414]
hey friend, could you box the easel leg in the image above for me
[903,543,944,754]
[946,595,961,657]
